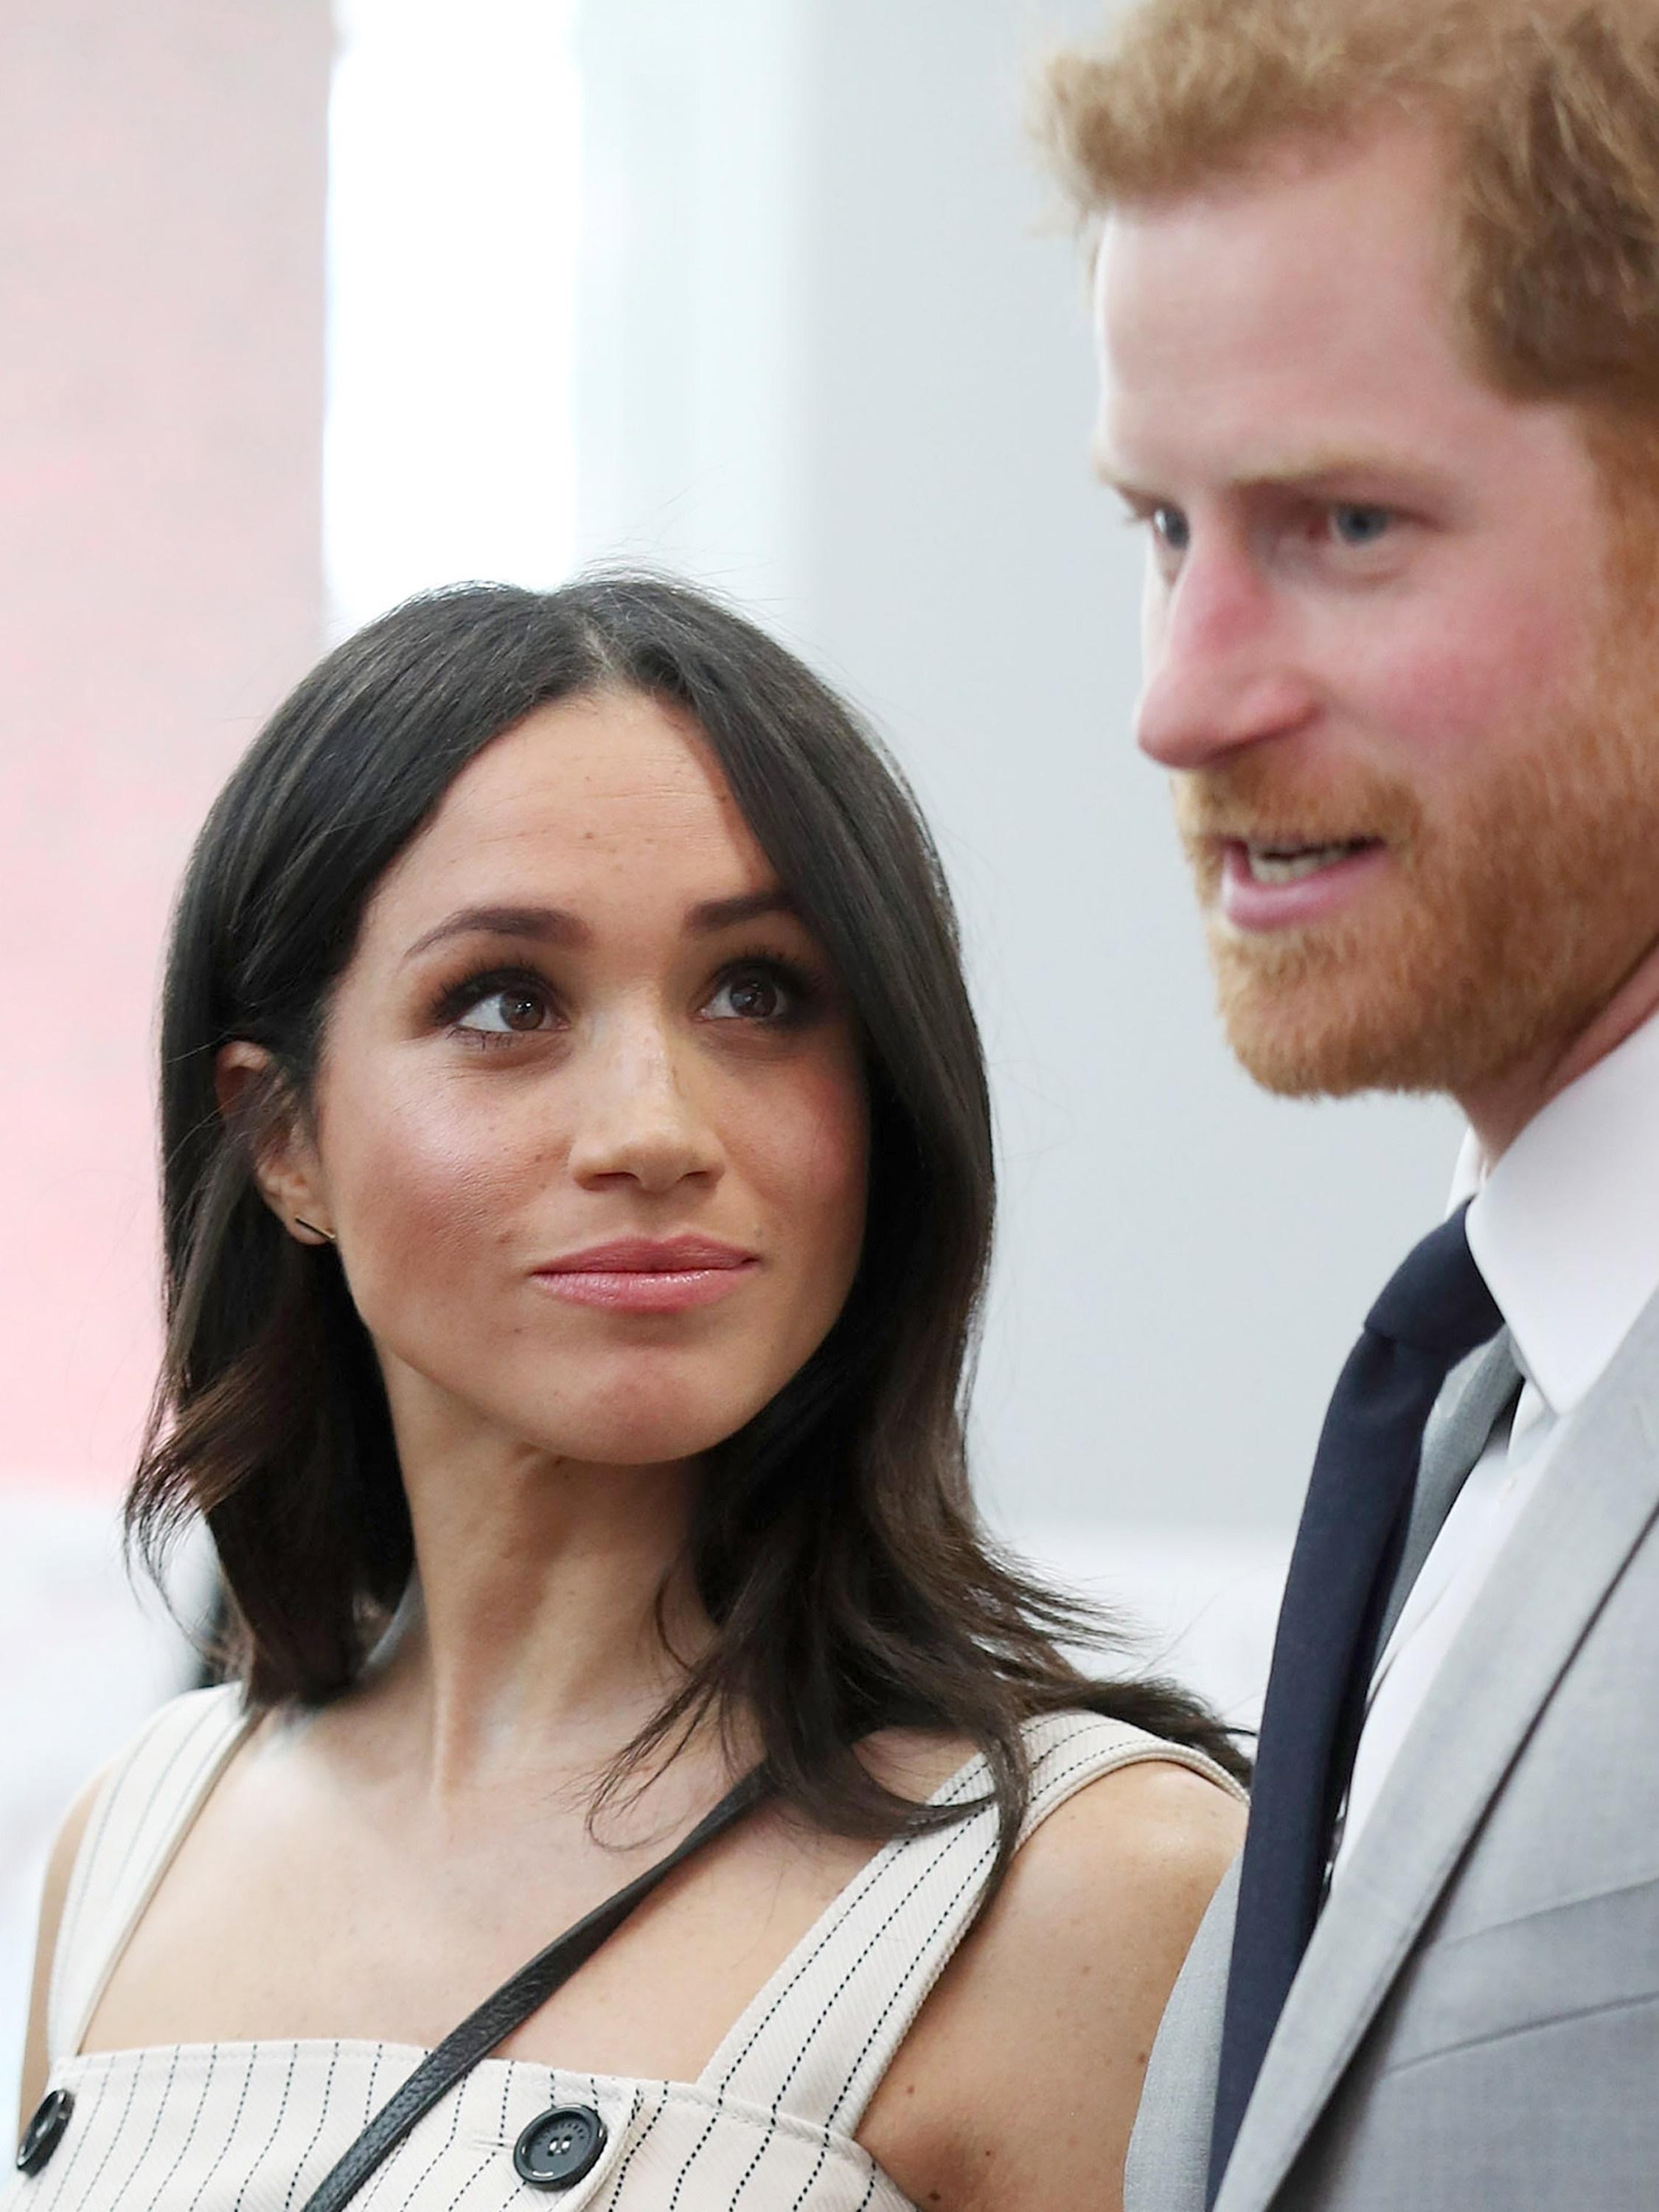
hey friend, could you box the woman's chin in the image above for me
[386,1345,779,1472]
[519,1394,759,1472]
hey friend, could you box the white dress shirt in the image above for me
[1330,1005,1659,1881]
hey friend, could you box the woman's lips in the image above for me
[531,1237,758,1314]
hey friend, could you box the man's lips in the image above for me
[531,1236,759,1313]
[1217,835,1389,931]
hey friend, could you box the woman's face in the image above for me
[272,688,869,1470]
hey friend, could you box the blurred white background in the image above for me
[0,0,1459,2115]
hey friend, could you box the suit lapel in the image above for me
[1216,1287,1659,2212]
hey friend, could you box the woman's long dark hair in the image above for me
[131,574,1245,1874]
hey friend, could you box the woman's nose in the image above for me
[566,1016,723,1194]
[1135,538,1318,772]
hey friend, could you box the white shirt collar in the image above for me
[1457,1008,1659,1416]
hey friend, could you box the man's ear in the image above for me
[215,1042,335,1247]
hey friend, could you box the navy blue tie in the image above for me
[1208,1203,1503,2201]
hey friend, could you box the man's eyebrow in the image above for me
[684,888,801,934]
[1091,440,1447,501]
[401,904,592,964]
[1232,448,1447,495]
[1089,434,1145,498]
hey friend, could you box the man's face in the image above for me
[1094,121,1659,1104]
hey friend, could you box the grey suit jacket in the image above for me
[1128,1287,1659,2212]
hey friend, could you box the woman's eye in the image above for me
[1331,504,1393,548]
[704,967,791,1023]
[1150,505,1191,554]
[456,984,552,1035]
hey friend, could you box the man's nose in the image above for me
[566,1015,723,1195]
[1135,536,1318,772]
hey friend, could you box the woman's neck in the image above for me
[364,1386,714,1804]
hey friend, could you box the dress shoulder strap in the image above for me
[698,1708,1243,2135]
[47,1682,253,2065]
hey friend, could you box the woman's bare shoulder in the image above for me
[1019,1750,1246,1914]
[922,1749,1245,2030]
[860,1749,1245,2212]
[16,1686,260,2129]
[17,1763,114,2133]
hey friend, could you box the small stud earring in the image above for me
[293,1217,336,1245]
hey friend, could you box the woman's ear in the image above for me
[215,1042,335,1247]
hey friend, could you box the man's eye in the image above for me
[1331,504,1393,548]
[1151,505,1191,554]
[705,967,791,1023]
[456,985,552,1034]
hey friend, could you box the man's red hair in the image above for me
[1041,1,1659,417]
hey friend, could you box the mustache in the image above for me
[1171,754,1424,849]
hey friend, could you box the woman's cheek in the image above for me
[738,1057,869,1282]
[324,1075,538,1341]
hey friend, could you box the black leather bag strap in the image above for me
[299,1764,771,2212]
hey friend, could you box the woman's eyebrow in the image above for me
[401,904,592,964]
[401,890,799,965]
[684,889,799,934]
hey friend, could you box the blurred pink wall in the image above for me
[0,1,330,1493]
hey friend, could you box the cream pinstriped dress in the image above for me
[8,1688,1239,2211]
